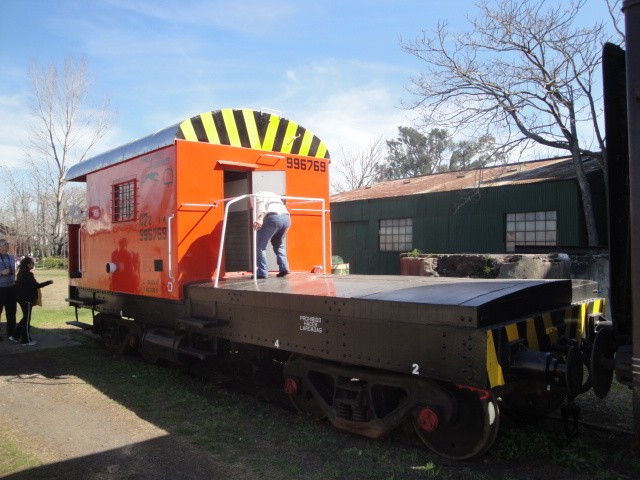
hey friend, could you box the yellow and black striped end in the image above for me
[485,298,605,388]
[176,108,330,159]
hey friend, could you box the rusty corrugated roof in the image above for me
[331,156,601,202]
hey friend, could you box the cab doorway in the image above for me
[222,169,286,273]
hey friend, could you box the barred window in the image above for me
[505,211,557,252]
[113,180,136,222]
[379,218,413,252]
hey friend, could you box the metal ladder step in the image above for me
[66,320,94,330]
[177,317,221,329]
[177,346,216,360]
[66,297,103,307]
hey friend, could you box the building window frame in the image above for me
[505,210,557,252]
[112,179,137,222]
[379,218,413,252]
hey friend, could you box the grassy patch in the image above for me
[0,425,41,473]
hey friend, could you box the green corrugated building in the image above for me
[330,157,606,275]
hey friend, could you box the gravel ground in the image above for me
[0,333,255,480]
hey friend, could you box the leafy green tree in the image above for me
[378,127,504,180]
[378,126,451,180]
[448,134,505,171]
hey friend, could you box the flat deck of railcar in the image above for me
[192,272,593,308]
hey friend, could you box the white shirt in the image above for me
[254,191,288,217]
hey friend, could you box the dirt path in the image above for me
[0,334,252,480]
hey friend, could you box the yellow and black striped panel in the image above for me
[485,298,605,388]
[176,108,330,159]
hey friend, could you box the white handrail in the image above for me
[214,195,251,287]
[213,194,328,288]
[167,214,175,292]
[77,227,83,273]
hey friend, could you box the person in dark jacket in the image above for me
[14,257,53,346]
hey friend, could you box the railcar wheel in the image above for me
[414,386,500,460]
[591,328,615,398]
[94,313,133,355]
[286,354,327,420]
[140,347,160,365]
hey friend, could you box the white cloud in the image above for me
[0,92,31,170]
[305,87,408,154]
[268,58,416,154]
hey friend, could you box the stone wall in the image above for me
[400,253,610,305]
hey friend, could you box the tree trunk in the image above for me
[571,149,599,246]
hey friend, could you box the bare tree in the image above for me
[401,0,615,246]
[0,167,38,255]
[331,137,384,193]
[606,0,625,44]
[25,55,112,255]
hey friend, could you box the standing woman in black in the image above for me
[15,257,53,346]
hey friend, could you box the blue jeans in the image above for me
[256,213,290,277]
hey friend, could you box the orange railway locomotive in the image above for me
[66,108,616,459]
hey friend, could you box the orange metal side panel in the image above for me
[72,146,178,300]
[174,141,225,286]
[280,159,332,274]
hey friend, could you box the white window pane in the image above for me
[525,231,535,242]
[525,221,535,231]
[536,221,546,231]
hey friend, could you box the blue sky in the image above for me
[0,0,617,178]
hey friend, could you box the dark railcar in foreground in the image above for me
[66,108,615,460]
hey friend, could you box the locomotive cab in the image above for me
[66,108,332,303]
